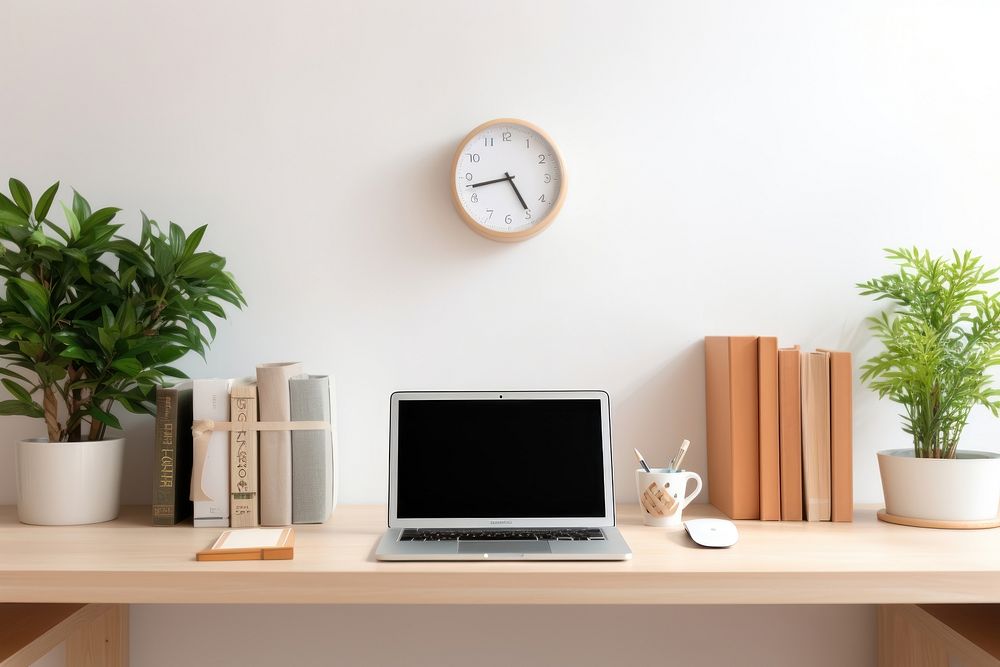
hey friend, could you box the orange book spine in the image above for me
[758,337,780,521]
[778,347,803,521]
[705,336,760,520]
[827,351,854,522]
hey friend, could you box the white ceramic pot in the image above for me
[877,449,1000,522]
[15,437,125,525]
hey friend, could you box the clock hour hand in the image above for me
[467,175,513,189]
[505,172,528,210]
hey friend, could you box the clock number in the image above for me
[471,192,478,203]
[486,209,494,220]
[466,153,480,163]
[504,214,513,225]
[502,131,511,142]
[544,173,551,183]
[524,210,532,219]
[537,155,546,164]
[538,194,546,203]
[525,138,530,148]
[484,137,494,147]
[465,173,473,181]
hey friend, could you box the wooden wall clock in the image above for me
[450,118,567,242]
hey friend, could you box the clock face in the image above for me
[451,119,566,241]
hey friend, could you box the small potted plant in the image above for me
[858,247,1000,526]
[0,179,244,525]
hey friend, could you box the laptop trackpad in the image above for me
[457,541,552,554]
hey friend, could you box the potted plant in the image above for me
[0,179,244,525]
[858,247,1000,525]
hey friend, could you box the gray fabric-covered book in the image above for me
[289,374,334,524]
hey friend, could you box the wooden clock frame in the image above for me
[450,118,568,242]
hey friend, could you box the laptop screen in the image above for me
[395,397,607,519]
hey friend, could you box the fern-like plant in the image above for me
[857,248,1000,458]
[0,179,245,442]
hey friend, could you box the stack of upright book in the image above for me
[152,363,337,528]
[704,336,853,522]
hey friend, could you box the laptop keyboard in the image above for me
[400,528,606,542]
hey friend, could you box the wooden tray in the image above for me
[877,509,1000,530]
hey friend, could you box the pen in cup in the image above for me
[667,439,691,472]
[633,448,651,473]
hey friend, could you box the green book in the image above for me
[152,381,194,525]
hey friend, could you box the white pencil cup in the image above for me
[636,468,703,527]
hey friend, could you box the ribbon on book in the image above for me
[190,419,331,502]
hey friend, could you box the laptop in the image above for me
[375,390,632,561]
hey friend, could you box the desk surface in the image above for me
[1,504,998,605]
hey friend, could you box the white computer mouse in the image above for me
[684,518,739,548]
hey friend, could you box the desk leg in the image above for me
[878,604,1000,667]
[66,604,128,667]
[878,605,948,666]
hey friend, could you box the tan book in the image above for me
[777,346,803,521]
[705,336,760,519]
[230,381,258,528]
[257,362,304,526]
[801,351,832,521]
[825,350,854,522]
[758,336,780,521]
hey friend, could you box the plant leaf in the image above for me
[110,358,143,376]
[71,189,92,222]
[8,178,32,214]
[34,181,59,221]
[0,399,44,418]
[60,202,81,239]
[10,278,50,320]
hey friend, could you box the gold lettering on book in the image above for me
[158,396,175,488]
[230,392,258,525]
[235,397,250,496]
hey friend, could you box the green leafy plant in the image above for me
[0,178,245,442]
[858,248,1000,458]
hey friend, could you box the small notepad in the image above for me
[197,526,295,561]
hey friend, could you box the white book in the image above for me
[191,378,233,527]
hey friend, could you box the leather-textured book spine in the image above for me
[152,382,193,525]
[230,381,259,528]
[290,374,334,524]
[192,378,233,527]
[705,336,760,520]
[827,351,854,522]
[758,336,780,521]
[777,347,803,521]
[801,351,832,521]
[257,362,304,526]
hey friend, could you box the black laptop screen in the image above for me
[395,398,607,518]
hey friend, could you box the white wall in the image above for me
[3,0,1000,506]
[3,1,999,665]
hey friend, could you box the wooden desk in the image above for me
[0,504,998,605]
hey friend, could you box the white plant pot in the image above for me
[877,449,1000,522]
[15,437,125,525]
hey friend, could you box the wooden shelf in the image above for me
[1,504,998,605]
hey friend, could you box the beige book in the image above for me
[230,381,258,528]
[801,351,832,521]
[257,362,304,526]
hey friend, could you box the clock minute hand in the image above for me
[467,175,513,188]
[505,172,528,210]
